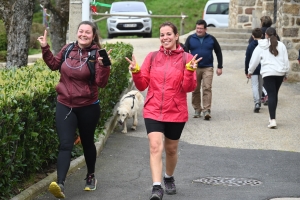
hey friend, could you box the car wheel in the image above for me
[143,30,152,38]
[207,25,216,27]
[107,32,114,39]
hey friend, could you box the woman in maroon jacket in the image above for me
[37,21,110,198]
[126,22,201,200]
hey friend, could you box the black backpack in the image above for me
[60,42,97,84]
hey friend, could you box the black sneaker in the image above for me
[203,110,211,120]
[48,182,65,199]
[254,103,260,113]
[164,176,176,195]
[150,185,164,200]
[84,174,97,191]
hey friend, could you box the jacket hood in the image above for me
[258,39,270,50]
[159,44,185,55]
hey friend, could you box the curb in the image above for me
[10,81,134,200]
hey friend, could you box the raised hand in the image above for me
[37,30,48,47]
[188,54,202,70]
[191,54,202,69]
[98,49,113,65]
[125,55,137,71]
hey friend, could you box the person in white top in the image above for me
[248,27,289,129]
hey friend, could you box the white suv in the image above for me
[203,0,229,27]
[106,1,152,38]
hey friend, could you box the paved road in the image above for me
[29,36,300,200]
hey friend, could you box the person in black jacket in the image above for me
[245,28,263,113]
[248,16,280,43]
[185,19,223,120]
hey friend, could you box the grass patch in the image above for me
[28,48,41,55]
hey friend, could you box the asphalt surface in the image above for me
[13,36,300,200]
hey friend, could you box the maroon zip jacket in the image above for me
[41,43,110,108]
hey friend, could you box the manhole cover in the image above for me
[193,176,262,186]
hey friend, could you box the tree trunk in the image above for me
[0,0,35,68]
[40,0,69,55]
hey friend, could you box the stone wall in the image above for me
[229,0,300,81]
[277,0,300,81]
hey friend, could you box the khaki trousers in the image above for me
[192,67,214,112]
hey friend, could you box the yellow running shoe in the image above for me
[48,182,65,199]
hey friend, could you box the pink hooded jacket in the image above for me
[132,45,196,122]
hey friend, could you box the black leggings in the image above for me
[263,76,284,119]
[55,102,100,184]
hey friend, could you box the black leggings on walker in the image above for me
[55,102,100,184]
[263,76,284,120]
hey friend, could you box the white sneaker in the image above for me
[268,119,277,128]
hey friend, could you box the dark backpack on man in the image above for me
[60,42,97,84]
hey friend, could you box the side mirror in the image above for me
[149,10,152,15]
[105,11,108,14]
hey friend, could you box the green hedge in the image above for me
[0,42,133,199]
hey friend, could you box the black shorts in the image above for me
[144,118,185,140]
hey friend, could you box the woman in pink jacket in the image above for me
[126,22,201,200]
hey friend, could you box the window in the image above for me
[220,3,229,14]
[206,3,229,14]
[206,4,218,14]
[111,2,147,13]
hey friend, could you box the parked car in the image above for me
[203,0,229,27]
[106,1,152,38]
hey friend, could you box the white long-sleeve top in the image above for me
[248,39,289,78]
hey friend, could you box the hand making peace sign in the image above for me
[37,30,48,47]
[125,55,137,71]
[190,54,202,70]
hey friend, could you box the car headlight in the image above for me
[143,19,151,22]
[109,20,117,23]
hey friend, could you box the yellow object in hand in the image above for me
[186,61,196,71]
[131,63,141,73]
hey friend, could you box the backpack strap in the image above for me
[87,49,97,84]
[60,43,75,71]
[150,51,159,68]
[60,42,97,84]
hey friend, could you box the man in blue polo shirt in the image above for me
[185,19,223,120]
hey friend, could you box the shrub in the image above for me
[0,33,7,51]
[31,22,45,34]
[0,50,6,61]
[29,33,41,49]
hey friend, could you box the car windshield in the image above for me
[111,2,147,12]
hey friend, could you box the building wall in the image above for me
[229,0,300,81]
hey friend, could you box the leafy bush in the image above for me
[0,50,6,61]
[29,33,41,49]
[0,42,133,199]
[31,22,45,34]
[0,24,7,51]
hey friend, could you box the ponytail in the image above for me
[266,27,278,56]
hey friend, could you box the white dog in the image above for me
[117,90,144,133]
